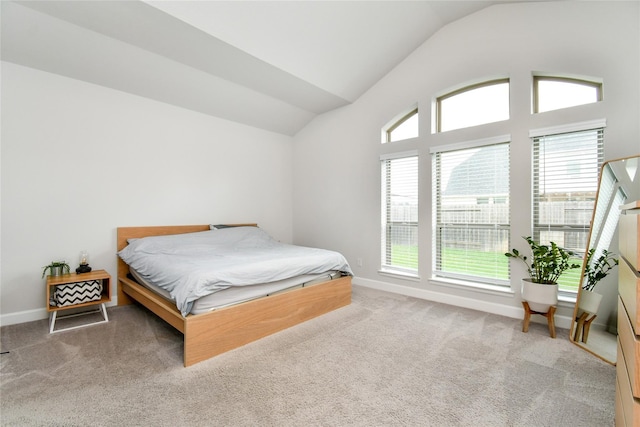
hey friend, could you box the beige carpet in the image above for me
[1,285,615,426]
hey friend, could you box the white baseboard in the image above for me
[0,307,48,327]
[353,276,574,330]
[2,281,572,331]
[0,300,118,327]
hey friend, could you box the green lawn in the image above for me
[390,245,418,268]
[392,244,582,291]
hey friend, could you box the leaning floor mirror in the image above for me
[570,155,640,364]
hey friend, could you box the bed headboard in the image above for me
[116,224,257,305]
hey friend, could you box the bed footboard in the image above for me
[184,275,351,366]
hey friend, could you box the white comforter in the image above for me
[118,226,353,316]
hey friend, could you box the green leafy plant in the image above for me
[582,248,619,291]
[42,261,70,278]
[504,236,581,284]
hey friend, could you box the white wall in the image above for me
[0,62,294,325]
[292,1,640,325]
[2,1,638,328]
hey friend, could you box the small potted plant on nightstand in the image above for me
[42,261,71,278]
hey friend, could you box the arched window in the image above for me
[383,108,418,143]
[436,79,509,133]
[534,76,602,113]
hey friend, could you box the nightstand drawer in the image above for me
[619,297,640,398]
[617,338,640,425]
[620,259,640,334]
[620,208,640,272]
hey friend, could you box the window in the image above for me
[534,76,602,113]
[432,139,510,286]
[384,108,418,143]
[436,79,509,133]
[381,152,419,275]
[531,122,605,294]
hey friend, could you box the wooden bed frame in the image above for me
[117,224,352,367]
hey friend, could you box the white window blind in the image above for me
[589,163,626,265]
[381,153,418,275]
[432,142,510,286]
[532,127,604,293]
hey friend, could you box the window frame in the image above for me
[533,76,603,114]
[530,120,606,296]
[435,78,510,133]
[383,107,419,143]
[430,135,511,288]
[380,151,419,277]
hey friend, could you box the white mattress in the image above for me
[129,268,342,315]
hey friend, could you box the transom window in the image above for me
[384,108,419,143]
[436,79,509,133]
[534,76,602,113]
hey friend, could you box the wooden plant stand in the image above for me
[522,301,556,338]
[573,311,597,343]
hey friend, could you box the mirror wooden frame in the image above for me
[570,155,640,365]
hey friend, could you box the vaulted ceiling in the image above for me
[2,1,533,136]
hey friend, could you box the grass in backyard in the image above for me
[391,245,581,291]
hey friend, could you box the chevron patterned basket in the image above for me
[51,280,103,307]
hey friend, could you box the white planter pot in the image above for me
[521,278,558,313]
[577,290,603,316]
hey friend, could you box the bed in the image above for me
[116,224,352,367]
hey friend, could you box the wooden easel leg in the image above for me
[522,301,531,333]
[546,306,556,338]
